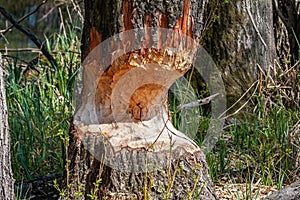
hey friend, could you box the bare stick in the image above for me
[0,1,47,36]
[246,0,267,48]
[0,48,42,53]
[177,93,220,110]
[0,6,57,70]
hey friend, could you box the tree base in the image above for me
[61,122,217,199]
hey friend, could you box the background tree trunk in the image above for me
[63,0,217,199]
[0,55,15,199]
[273,0,300,63]
[203,0,276,112]
[265,180,300,200]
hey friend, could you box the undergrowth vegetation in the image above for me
[1,1,299,199]
[171,60,300,187]
[5,14,81,180]
[169,59,299,199]
[206,62,300,187]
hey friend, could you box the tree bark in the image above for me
[62,0,217,199]
[273,0,300,63]
[265,180,300,200]
[0,55,15,199]
[203,0,276,112]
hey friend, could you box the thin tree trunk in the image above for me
[0,54,15,200]
[62,0,217,199]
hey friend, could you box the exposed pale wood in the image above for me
[64,0,216,199]
[67,126,216,199]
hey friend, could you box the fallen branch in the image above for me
[0,6,57,70]
[0,48,42,53]
[177,93,220,110]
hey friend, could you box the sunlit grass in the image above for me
[169,58,299,199]
[205,62,299,191]
[6,22,81,180]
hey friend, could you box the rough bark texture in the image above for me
[273,0,300,63]
[265,180,300,200]
[0,55,15,199]
[203,0,276,112]
[63,0,217,199]
[66,125,215,199]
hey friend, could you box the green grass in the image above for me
[169,59,299,197]
[6,22,81,181]
[204,63,300,190]
[207,106,298,184]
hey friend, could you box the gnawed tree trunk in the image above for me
[0,55,15,199]
[203,0,276,112]
[62,0,217,199]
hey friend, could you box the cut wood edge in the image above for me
[73,113,201,173]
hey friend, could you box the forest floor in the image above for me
[215,183,277,200]
[17,175,279,200]
[21,182,278,200]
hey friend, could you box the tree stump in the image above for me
[62,0,218,199]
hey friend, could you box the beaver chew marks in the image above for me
[95,48,194,124]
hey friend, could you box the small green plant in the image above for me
[87,178,102,200]
[87,160,105,200]
[53,179,66,198]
